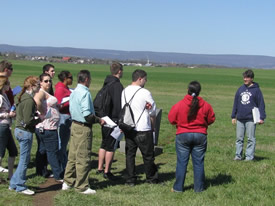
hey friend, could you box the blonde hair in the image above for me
[18,76,39,102]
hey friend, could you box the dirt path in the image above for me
[33,178,62,206]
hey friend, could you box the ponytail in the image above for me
[187,81,201,121]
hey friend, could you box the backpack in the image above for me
[118,87,145,132]
[93,81,115,117]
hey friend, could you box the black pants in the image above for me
[125,130,158,183]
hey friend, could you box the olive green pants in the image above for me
[64,122,92,192]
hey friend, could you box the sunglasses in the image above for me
[68,76,73,79]
[43,80,52,83]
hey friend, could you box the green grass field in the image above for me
[0,60,274,206]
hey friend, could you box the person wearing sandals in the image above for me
[34,74,63,182]
[9,76,41,195]
[0,72,17,178]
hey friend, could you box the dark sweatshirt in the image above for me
[103,75,123,122]
[16,93,40,133]
[231,82,266,121]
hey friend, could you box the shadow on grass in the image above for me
[253,155,268,161]
[32,182,62,194]
[89,163,174,189]
[182,173,233,192]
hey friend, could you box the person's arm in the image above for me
[257,89,266,124]
[55,86,70,113]
[22,99,41,128]
[206,103,215,125]
[168,103,178,125]
[34,90,46,114]
[109,83,123,120]
[231,89,239,125]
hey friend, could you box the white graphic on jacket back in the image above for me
[240,91,252,105]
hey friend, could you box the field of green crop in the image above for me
[0,59,274,205]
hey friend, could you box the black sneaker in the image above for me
[96,170,104,175]
[103,172,116,180]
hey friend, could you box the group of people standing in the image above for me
[0,61,74,195]
[0,59,266,196]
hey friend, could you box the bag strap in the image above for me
[123,87,145,126]
[135,105,146,126]
[124,87,142,104]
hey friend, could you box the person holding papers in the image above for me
[97,62,123,180]
[54,71,73,171]
[231,69,266,161]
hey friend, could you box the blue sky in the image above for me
[1,0,275,57]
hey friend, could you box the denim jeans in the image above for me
[125,130,158,183]
[35,129,63,180]
[236,120,256,160]
[35,133,48,177]
[10,128,33,192]
[173,133,207,192]
[58,119,72,171]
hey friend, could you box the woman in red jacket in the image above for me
[54,71,73,171]
[168,81,215,193]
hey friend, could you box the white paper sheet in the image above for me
[110,126,124,141]
[102,116,117,128]
[61,97,70,104]
[252,107,260,124]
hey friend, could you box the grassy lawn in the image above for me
[0,59,274,205]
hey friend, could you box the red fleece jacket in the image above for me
[54,82,71,115]
[168,95,215,135]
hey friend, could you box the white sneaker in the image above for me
[56,179,64,183]
[19,189,35,195]
[81,188,96,195]
[8,186,15,191]
[62,182,71,190]
[0,166,8,173]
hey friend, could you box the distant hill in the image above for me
[1,44,275,69]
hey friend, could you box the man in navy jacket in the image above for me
[231,69,266,161]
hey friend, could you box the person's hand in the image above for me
[145,102,152,110]
[259,119,264,124]
[232,118,237,125]
[99,119,105,126]
[9,111,16,118]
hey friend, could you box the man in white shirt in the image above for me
[121,69,158,186]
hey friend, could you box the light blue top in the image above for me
[69,83,95,123]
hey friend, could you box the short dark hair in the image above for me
[58,70,71,82]
[0,60,13,72]
[110,62,123,75]
[77,70,90,83]
[243,69,254,79]
[132,69,147,82]
[39,73,51,82]
[43,64,55,73]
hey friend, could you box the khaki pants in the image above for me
[64,122,92,192]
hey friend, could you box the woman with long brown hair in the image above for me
[9,76,41,195]
[168,81,215,193]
